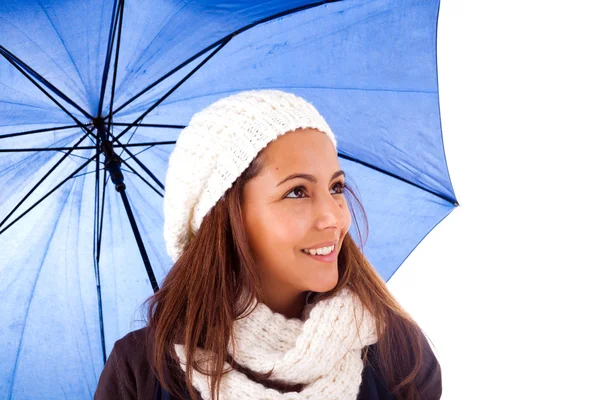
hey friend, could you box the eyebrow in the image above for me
[276,170,345,187]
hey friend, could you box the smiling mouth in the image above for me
[301,244,335,256]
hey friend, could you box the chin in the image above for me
[307,272,339,293]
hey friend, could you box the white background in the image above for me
[388,1,600,399]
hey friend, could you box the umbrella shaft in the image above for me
[106,159,125,192]
[94,118,126,192]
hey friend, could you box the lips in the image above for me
[301,243,339,263]
[302,240,338,250]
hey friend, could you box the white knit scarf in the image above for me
[174,287,379,399]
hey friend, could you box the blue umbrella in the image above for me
[0,0,457,398]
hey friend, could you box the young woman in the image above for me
[95,90,442,400]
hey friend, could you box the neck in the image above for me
[261,286,307,319]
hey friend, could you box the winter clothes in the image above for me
[95,293,442,400]
[174,288,377,399]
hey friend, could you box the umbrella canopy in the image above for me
[0,0,457,398]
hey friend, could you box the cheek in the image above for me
[248,210,308,284]
[340,199,352,234]
[248,206,309,257]
[345,210,352,234]
[266,208,309,250]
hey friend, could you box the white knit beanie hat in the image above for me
[163,90,337,262]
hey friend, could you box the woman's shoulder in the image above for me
[413,329,443,399]
[95,326,159,399]
[115,326,153,352]
[360,328,442,400]
[111,326,155,374]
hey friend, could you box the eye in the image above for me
[331,181,346,195]
[285,185,308,199]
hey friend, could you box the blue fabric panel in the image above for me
[0,0,115,116]
[341,157,455,281]
[0,150,102,398]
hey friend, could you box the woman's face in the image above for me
[242,128,351,298]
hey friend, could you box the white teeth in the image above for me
[303,245,335,256]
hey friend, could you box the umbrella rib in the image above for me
[119,158,164,198]
[0,124,86,140]
[111,123,186,129]
[97,0,121,117]
[94,153,100,264]
[56,150,90,161]
[93,154,108,364]
[118,189,160,293]
[0,46,92,120]
[0,47,96,142]
[111,38,230,143]
[72,170,100,179]
[0,154,99,236]
[0,141,175,152]
[108,0,125,127]
[116,120,142,160]
[109,0,343,119]
[94,146,101,275]
[0,146,95,152]
[95,172,110,363]
[0,131,96,231]
[98,168,108,260]
[117,141,176,147]
[337,152,459,207]
[122,144,158,164]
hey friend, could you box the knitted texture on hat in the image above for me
[174,287,378,399]
[163,90,337,262]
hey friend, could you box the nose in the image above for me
[314,189,346,232]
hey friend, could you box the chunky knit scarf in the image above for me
[174,287,379,399]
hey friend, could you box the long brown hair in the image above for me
[145,153,426,400]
